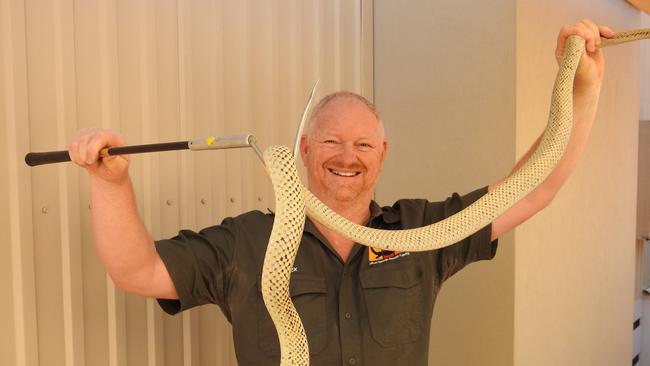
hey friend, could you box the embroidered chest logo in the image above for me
[368,247,410,265]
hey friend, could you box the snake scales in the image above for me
[260,29,650,365]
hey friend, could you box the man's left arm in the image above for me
[489,19,614,241]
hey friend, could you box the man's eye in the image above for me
[323,140,339,144]
[357,143,373,150]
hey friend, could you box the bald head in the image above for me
[305,92,385,140]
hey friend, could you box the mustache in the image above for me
[326,161,364,171]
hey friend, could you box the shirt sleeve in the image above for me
[427,186,498,282]
[154,217,239,318]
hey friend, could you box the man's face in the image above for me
[300,98,388,207]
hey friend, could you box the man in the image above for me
[68,20,612,365]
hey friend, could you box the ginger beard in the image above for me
[300,97,387,212]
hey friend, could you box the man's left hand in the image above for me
[555,19,614,93]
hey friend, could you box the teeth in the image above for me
[330,169,358,177]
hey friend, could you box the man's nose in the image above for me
[339,142,358,165]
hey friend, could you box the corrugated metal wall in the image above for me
[0,0,373,365]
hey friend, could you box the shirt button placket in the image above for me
[339,263,361,365]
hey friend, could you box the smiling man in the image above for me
[300,92,388,262]
[68,20,611,365]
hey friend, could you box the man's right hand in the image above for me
[68,128,130,184]
[68,127,178,299]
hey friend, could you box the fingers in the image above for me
[598,25,615,39]
[579,19,600,52]
[68,128,126,168]
[68,128,90,166]
[555,19,613,63]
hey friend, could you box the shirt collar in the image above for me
[303,199,393,237]
[369,200,383,219]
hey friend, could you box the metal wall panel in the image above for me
[1,2,40,366]
[1,0,372,365]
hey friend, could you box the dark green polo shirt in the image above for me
[156,186,497,365]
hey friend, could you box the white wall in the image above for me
[374,0,643,365]
[514,2,641,365]
[374,0,516,365]
[641,13,650,121]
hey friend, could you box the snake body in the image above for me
[261,29,650,365]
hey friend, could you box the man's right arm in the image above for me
[69,128,178,299]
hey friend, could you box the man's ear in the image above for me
[379,140,388,171]
[299,135,309,166]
